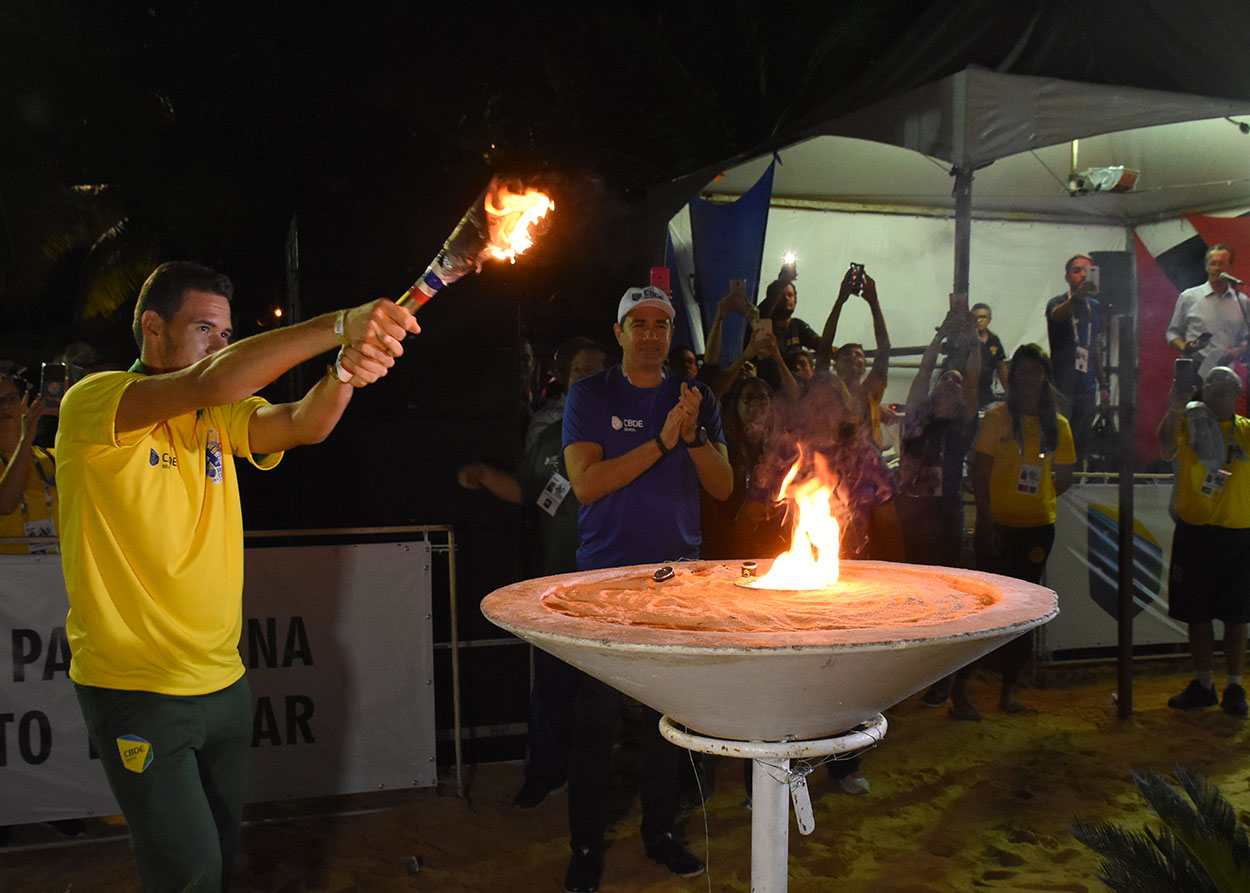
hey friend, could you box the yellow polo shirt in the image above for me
[0,445,58,554]
[56,370,282,695]
[974,405,1076,527]
[1173,415,1250,529]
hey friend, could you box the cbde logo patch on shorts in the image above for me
[117,734,154,773]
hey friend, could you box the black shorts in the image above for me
[1168,522,1250,624]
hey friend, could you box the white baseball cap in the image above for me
[617,286,676,324]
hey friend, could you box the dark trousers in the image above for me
[567,673,680,851]
[76,677,252,893]
[524,648,579,783]
[976,523,1055,688]
[1059,389,1097,471]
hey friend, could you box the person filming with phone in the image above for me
[1166,244,1250,402]
[1158,363,1250,717]
[0,371,58,555]
[752,259,820,393]
[1045,254,1109,471]
[816,263,892,449]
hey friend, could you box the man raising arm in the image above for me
[56,261,418,893]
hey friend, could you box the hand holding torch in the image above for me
[396,175,554,312]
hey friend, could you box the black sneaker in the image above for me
[564,846,604,893]
[1222,684,1248,717]
[644,832,704,878]
[1168,679,1218,710]
[512,775,565,810]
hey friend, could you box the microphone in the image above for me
[1221,272,1243,286]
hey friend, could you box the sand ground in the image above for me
[4,661,1248,893]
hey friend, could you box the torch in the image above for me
[395,175,554,311]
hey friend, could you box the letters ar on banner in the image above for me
[0,541,437,826]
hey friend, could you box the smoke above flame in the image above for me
[483,181,554,263]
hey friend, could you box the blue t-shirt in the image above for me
[562,366,726,570]
[1045,293,1102,395]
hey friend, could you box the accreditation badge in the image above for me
[1017,464,1042,495]
[23,517,57,555]
[537,472,572,516]
[1201,467,1231,498]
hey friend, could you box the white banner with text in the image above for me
[0,541,436,825]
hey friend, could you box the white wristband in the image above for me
[332,348,352,383]
[334,310,351,347]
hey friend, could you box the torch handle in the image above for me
[396,287,431,311]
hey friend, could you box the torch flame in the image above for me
[748,450,840,590]
[483,181,554,263]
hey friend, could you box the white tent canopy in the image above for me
[672,66,1250,380]
[704,67,1250,225]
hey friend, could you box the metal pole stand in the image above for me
[658,714,887,893]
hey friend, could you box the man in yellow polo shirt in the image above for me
[1159,365,1250,717]
[56,262,419,891]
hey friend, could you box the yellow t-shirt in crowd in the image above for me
[56,370,282,695]
[1172,415,1250,529]
[0,445,58,554]
[974,405,1076,528]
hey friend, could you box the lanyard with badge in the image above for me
[1200,430,1241,498]
[1015,425,1046,496]
[1071,305,1092,374]
[0,449,57,552]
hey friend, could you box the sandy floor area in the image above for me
[4,661,1248,892]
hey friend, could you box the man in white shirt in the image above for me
[1167,243,1250,380]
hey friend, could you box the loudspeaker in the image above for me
[1089,250,1135,315]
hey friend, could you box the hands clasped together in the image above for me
[659,382,702,452]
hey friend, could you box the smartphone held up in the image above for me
[1173,357,1197,394]
[846,263,866,295]
[40,363,68,410]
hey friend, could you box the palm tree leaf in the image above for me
[1131,769,1250,893]
[1173,766,1250,861]
[1072,818,1215,892]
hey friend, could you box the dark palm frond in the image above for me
[1132,768,1250,893]
[1172,765,1250,867]
[1072,769,1250,893]
[1071,818,1216,893]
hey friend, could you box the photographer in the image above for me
[1045,254,1109,470]
[752,265,820,394]
[0,372,58,555]
[816,264,891,448]
[1158,365,1250,717]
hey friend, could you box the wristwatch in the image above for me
[683,426,708,449]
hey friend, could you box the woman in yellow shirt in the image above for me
[951,345,1075,720]
[0,374,57,555]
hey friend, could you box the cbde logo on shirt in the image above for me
[148,448,178,469]
[611,416,645,432]
[117,734,153,773]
